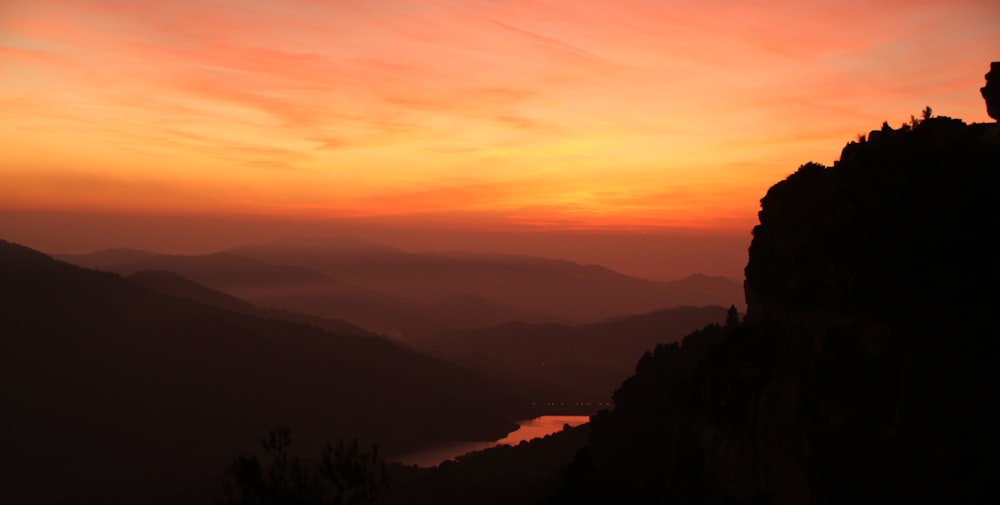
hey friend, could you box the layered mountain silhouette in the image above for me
[62,245,742,338]
[426,293,552,330]
[227,241,743,324]
[381,74,1000,504]
[126,269,376,337]
[410,306,729,404]
[59,250,444,337]
[16,63,998,505]
[0,240,530,504]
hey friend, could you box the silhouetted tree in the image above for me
[221,426,388,505]
[725,305,740,327]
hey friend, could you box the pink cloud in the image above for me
[2,0,998,230]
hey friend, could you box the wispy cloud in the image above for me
[2,0,998,230]
[489,19,613,70]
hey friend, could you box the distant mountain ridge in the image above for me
[61,244,742,338]
[59,250,330,290]
[226,242,743,324]
[411,305,730,403]
[59,249,445,337]
[126,269,376,337]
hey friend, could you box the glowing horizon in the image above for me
[2,0,998,232]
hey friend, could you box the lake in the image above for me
[392,415,590,467]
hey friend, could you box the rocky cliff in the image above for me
[700,110,998,503]
[554,66,1000,504]
[745,115,999,324]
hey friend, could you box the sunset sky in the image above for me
[1,0,998,278]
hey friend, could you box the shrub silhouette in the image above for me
[221,426,388,505]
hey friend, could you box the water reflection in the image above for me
[393,415,589,467]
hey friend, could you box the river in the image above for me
[391,415,590,467]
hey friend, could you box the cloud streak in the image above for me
[2,0,998,230]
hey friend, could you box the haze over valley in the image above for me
[2,236,741,503]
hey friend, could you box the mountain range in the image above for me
[377,106,1000,504]
[60,242,742,338]
[409,305,730,403]
[1,240,529,504]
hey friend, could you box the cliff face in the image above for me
[559,112,1000,503]
[728,116,1000,503]
[746,116,999,323]
[686,117,1000,503]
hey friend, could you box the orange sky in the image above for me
[1,0,998,276]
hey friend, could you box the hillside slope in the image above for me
[126,269,376,336]
[0,240,528,504]
[59,250,444,337]
[411,306,730,403]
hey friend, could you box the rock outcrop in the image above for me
[744,114,998,324]
[731,110,999,504]
[552,64,1000,504]
[381,63,1000,505]
[982,61,1000,121]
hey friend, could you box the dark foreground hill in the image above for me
[0,240,529,504]
[382,85,1000,503]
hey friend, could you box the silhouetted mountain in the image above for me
[58,247,156,268]
[60,250,331,291]
[127,269,260,313]
[65,245,741,338]
[380,71,1000,504]
[126,269,376,337]
[226,242,744,325]
[550,112,1000,502]
[745,115,998,323]
[410,306,729,403]
[0,240,530,504]
[60,250,445,337]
